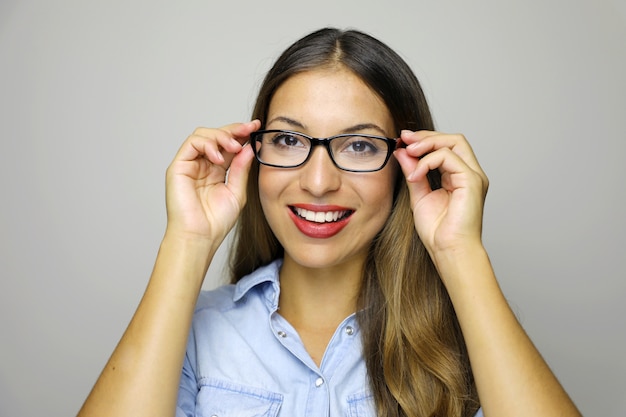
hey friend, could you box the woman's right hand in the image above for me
[164,120,260,243]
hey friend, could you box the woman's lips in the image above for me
[288,205,353,238]
[292,207,351,223]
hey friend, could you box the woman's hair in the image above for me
[230,28,480,417]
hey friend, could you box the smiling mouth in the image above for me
[290,206,353,223]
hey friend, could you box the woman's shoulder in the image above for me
[194,259,283,314]
[195,285,237,313]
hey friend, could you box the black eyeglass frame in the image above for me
[250,129,400,173]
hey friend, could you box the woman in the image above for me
[78,28,581,417]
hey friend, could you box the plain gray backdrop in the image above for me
[1,0,625,416]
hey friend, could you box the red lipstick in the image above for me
[288,204,353,239]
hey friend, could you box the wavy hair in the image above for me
[229,28,480,417]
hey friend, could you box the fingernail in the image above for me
[407,142,420,151]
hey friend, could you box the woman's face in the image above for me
[258,67,397,270]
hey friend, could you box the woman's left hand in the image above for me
[394,130,489,260]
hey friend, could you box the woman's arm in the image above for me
[435,244,581,416]
[77,121,259,417]
[395,130,581,417]
[76,236,215,417]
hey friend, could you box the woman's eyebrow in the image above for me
[341,123,389,136]
[266,116,305,129]
[266,117,389,137]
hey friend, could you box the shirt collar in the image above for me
[233,259,283,305]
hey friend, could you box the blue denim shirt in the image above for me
[176,259,483,417]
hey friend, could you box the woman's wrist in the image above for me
[162,227,224,253]
[155,231,220,289]
[431,241,495,295]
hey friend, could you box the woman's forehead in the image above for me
[267,68,394,137]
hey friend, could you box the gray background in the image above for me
[1,0,624,416]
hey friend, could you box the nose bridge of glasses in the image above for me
[307,137,338,166]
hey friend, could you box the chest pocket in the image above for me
[346,390,376,417]
[196,378,283,417]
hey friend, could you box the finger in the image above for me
[225,143,255,204]
[398,129,437,147]
[173,134,229,169]
[195,119,261,147]
[176,121,260,166]
[409,148,485,197]
[401,130,474,160]
[213,120,261,167]
[400,130,485,177]
[396,140,467,185]
[394,147,433,203]
[401,130,489,192]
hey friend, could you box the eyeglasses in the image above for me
[250,130,398,172]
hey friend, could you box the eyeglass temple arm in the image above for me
[395,137,408,150]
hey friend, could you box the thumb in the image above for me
[225,143,255,207]
[394,148,432,206]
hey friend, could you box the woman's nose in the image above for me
[298,146,341,196]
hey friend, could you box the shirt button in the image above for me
[277,331,287,338]
[345,326,354,335]
[315,377,324,387]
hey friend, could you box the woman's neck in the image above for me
[277,255,364,367]
[277,255,363,332]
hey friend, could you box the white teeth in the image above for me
[295,207,348,223]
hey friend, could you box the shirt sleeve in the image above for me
[474,407,484,417]
[175,353,197,417]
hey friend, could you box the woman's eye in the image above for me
[349,141,372,153]
[345,138,379,154]
[272,133,304,147]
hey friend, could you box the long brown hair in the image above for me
[230,28,480,417]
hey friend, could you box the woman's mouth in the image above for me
[291,206,353,223]
[288,205,354,238]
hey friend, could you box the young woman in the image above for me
[78,28,581,417]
